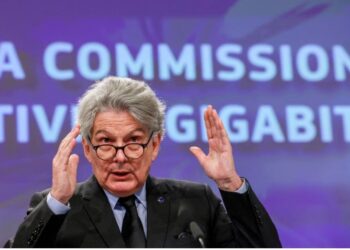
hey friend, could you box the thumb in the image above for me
[68,154,79,180]
[189,146,206,166]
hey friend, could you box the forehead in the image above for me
[92,110,146,135]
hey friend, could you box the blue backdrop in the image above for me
[1,0,350,247]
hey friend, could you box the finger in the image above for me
[54,127,80,169]
[189,146,206,167]
[216,112,231,147]
[59,125,80,150]
[212,109,226,145]
[57,137,77,161]
[67,154,79,181]
[53,138,78,172]
[212,110,234,155]
[204,105,213,139]
[208,107,218,139]
[207,105,218,140]
[57,126,80,156]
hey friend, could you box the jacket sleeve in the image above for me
[218,182,282,247]
[10,191,67,248]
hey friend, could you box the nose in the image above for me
[113,148,127,162]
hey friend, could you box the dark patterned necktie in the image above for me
[118,195,146,248]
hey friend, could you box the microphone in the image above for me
[189,221,205,248]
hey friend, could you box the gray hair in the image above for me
[77,76,166,140]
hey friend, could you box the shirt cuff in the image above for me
[234,178,248,194]
[47,192,71,215]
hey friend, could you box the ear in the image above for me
[151,133,161,161]
[82,138,93,163]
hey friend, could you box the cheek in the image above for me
[91,160,110,180]
[133,158,152,178]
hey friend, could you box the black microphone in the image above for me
[189,221,205,248]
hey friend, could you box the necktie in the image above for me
[118,195,146,248]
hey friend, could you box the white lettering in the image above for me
[158,44,196,80]
[166,105,196,142]
[78,42,110,80]
[116,43,153,80]
[44,42,74,80]
[0,42,25,79]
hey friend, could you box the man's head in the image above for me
[77,76,166,197]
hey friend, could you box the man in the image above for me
[8,76,281,247]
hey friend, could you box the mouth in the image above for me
[112,171,131,178]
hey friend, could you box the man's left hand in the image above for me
[190,105,243,192]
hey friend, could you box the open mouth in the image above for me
[113,172,130,177]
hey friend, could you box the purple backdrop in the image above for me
[1,0,350,247]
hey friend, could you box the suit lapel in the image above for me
[80,176,126,247]
[146,176,171,248]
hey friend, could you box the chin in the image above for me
[107,181,139,197]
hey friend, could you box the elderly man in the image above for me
[8,77,281,247]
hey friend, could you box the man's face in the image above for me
[82,110,161,197]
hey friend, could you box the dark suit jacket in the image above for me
[9,176,281,247]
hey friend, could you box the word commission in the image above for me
[1,42,349,82]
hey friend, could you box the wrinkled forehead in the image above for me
[91,109,148,136]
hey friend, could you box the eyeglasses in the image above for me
[90,132,154,161]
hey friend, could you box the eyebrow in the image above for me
[94,128,146,137]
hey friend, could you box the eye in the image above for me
[129,136,141,143]
[101,137,111,143]
[130,137,138,142]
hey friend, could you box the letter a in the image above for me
[0,42,25,79]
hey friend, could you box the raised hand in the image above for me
[51,125,80,204]
[190,106,243,192]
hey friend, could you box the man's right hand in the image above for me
[51,125,80,204]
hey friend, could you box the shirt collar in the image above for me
[103,184,147,210]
